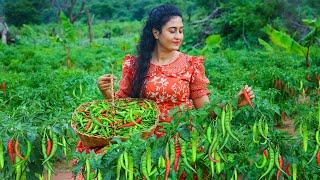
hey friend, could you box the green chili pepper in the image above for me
[206,126,212,143]
[253,122,259,143]
[62,136,67,157]
[15,156,22,180]
[116,154,122,180]
[141,153,150,180]
[255,154,267,169]
[316,130,320,146]
[146,146,152,174]
[292,163,297,180]
[43,131,58,164]
[259,148,274,180]
[180,141,197,173]
[301,124,308,152]
[158,155,165,169]
[0,139,4,170]
[307,145,319,164]
[221,109,226,137]
[225,117,239,142]
[215,151,222,174]
[258,119,267,139]
[191,130,198,163]
[97,170,102,180]
[170,139,175,165]
[128,155,134,180]
[86,158,91,180]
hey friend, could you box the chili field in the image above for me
[0,19,320,179]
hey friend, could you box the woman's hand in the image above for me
[97,74,114,99]
[237,85,255,108]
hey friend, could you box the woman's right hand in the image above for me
[97,74,114,98]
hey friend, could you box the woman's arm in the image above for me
[193,95,210,109]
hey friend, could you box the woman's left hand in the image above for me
[237,85,255,108]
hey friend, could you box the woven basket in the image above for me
[71,98,159,148]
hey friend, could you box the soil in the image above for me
[275,116,296,136]
[44,160,74,180]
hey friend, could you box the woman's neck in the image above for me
[152,46,179,65]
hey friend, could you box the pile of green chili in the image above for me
[73,99,158,137]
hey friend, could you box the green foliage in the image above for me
[258,38,273,52]
[4,0,49,26]
[0,2,320,178]
[263,25,307,57]
[89,2,114,20]
[201,34,221,54]
[59,12,76,43]
[301,18,320,45]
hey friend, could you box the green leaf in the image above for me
[258,38,273,52]
[59,12,76,42]
[301,28,317,46]
[302,18,317,27]
[263,25,306,57]
[205,34,222,48]
[302,18,320,28]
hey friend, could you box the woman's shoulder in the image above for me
[181,53,205,67]
[123,54,136,62]
[122,54,136,68]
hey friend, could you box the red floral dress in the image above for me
[115,52,210,123]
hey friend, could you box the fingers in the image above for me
[98,74,114,82]
[242,85,255,99]
[97,74,114,91]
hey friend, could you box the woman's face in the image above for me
[154,16,184,51]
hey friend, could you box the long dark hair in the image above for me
[130,4,182,98]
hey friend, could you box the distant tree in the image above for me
[50,0,87,24]
[4,0,48,26]
[89,2,114,20]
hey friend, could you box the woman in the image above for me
[97,4,254,123]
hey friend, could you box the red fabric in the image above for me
[115,53,210,123]
[75,141,104,154]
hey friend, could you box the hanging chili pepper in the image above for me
[276,154,283,180]
[15,156,22,180]
[115,154,122,180]
[0,139,4,170]
[317,150,320,166]
[255,153,267,169]
[46,139,52,156]
[252,122,259,143]
[128,155,134,180]
[285,163,291,176]
[86,158,91,180]
[8,139,15,165]
[259,147,274,180]
[173,136,181,172]
[141,153,149,180]
[146,146,152,175]
[292,163,297,180]
[263,149,268,160]
[15,140,26,160]
[191,130,198,163]
[43,131,58,164]
[165,143,170,180]
[180,140,196,173]
[61,136,67,157]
